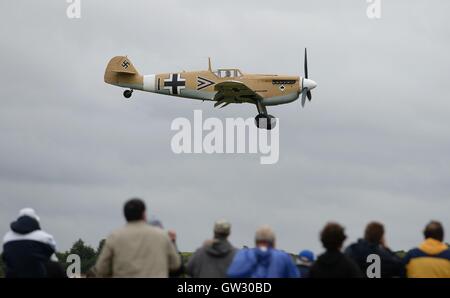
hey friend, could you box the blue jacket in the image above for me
[2,216,56,278]
[227,247,300,278]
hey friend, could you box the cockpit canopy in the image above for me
[214,69,243,78]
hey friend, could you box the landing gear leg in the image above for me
[254,100,276,130]
[256,99,267,115]
[123,89,133,99]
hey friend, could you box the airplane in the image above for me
[104,49,317,130]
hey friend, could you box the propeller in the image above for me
[301,48,317,107]
[304,48,309,79]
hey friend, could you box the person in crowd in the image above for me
[148,217,164,229]
[2,208,58,278]
[93,198,181,277]
[403,221,450,278]
[227,225,299,278]
[167,229,185,277]
[44,259,67,278]
[148,217,185,277]
[296,250,315,278]
[310,222,363,278]
[186,220,237,278]
[344,221,404,278]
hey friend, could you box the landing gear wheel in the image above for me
[255,114,277,130]
[123,89,133,99]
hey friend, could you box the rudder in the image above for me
[104,56,143,89]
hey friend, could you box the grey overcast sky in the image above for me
[1,0,449,255]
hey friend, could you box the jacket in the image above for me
[345,239,404,277]
[297,264,312,278]
[227,247,299,278]
[94,221,181,277]
[310,250,363,278]
[403,238,450,278]
[2,216,56,278]
[186,239,237,278]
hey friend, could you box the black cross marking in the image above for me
[122,60,130,69]
[163,74,186,95]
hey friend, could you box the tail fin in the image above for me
[104,56,143,88]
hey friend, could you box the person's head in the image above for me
[320,222,347,251]
[255,225,276,249]
[298,250,315,266]
[423,220,444,242]
[364,221,385,244]
[123,198,146,222]
[10,208,41,233]
[214,219,231,240]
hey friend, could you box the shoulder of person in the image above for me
[191,246,206,258]
[144,226,175,244]
[235,247,252,259]
[377,245,400,259]
[437,248,450,260]
[344,242,358,254]
[3,229,56,249]
[342,252,359,266]
[344,253,363,270]
[402,247,422,264]
[276,249,294,260]
[146,225,169,237]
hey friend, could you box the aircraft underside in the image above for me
[122,87,300,130]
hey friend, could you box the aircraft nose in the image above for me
[303,78,317,90]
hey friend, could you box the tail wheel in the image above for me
[123,89,133,98]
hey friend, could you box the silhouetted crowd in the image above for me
[2,198,450,278]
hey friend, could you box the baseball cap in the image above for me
[214,219,231,235]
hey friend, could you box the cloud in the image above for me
[1,0,449,255]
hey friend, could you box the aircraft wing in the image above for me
[213,81,261,108]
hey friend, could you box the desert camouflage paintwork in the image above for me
[104,56,303,106]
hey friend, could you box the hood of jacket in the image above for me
[252,247,273,267]
[205,239,234,257]
[347,239,380,256]
[10,215,41,235]
[419,238,448,255]
[234,247,275,268]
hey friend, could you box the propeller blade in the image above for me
[301,49,314,107]
[304,48,308,79]
[301,89,307,107]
